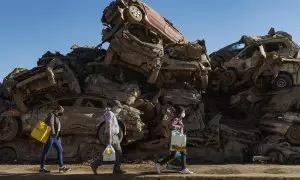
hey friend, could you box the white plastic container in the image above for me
[103,145,116,162]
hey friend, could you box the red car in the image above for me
[101,0,187,44]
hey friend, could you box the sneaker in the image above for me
[39,168,50,173]
[180,168,194,174]
[59,166,71,173]
[155,163,161,174]
[90,164,98,175]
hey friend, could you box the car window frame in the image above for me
[236,43,259,60]
[262,39,289,53]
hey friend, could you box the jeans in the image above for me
[40,137,64,169]
[158,151,187,170]
[91,133,122,172]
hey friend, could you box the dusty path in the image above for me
[1,164,300,179]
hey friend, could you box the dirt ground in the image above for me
[1,164,300,179]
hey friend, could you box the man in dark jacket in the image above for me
[39,105,70,173]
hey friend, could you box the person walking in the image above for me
[39,105,70,173]
[90,100,125,175]
[155,106,193,174]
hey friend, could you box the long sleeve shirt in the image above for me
[104,108,119,135]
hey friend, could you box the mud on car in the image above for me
[210,28,300,91]
[0,96,146,144]
[104,23,211,89]
[253,135,300,164]
[0,136,106,164]
[1,59,81,114]
[101,0,187,44]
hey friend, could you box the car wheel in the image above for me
[265,149,285,164]
[97,124,124,145]
[125,5,143,23]
[0,147,17,164]
[272,74,293,90]
[286,125,300,145]
[222,69,237,85]
[0,117,19,141]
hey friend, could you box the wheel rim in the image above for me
[223,70,236,85]
[286,125,300,145]
[129,6,142,21]
[276,78,287,88]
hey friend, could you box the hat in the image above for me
[112,100,122,108]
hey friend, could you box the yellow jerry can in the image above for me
[30,120,51,144]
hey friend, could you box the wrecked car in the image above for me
[253,135,300,164]
[210,28,299,68]
[37,45,107,86]
[0,136,106,163]
[210,28,300,90]
[158,40,211,90]
[83,74,141,106]
[231,87,300,119]
[101,0,187,44]
[260,112,300,146]
[0,96,146,144]
[1,59,81,113]
[104,23,164,84]
[104,23,211,89]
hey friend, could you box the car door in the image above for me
[21,102,55,133]
[228,44,259,71]
[59,97,104,136]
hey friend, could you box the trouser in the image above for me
[91,133,122,172]
[40,137,64,169]
[158,151,187,170]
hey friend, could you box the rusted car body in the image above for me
[0,137,105,163]
[231,87,300,118]
[210,29,300,90]
[0,95,146,144]
[105,23,164,84]
[101,0,187,44]
[104,23,211,89]
[253,135,300,164]
[1,59,81,114]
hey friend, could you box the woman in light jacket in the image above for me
[155,106,193,174]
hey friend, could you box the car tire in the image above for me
[0,147,17,164]
[97,124,124,145]
[223,69,237,86]
[286,125,300,145]
[265,149,285,164]
[125,5,143,23]
[272,73,293,90]
[0,117,19,141]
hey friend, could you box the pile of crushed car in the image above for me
[1,0,300,165]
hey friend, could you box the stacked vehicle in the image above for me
[0,0,212,164]
[209,28,300,164]
[1,0,300,165]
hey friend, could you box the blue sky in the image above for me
[0,0,299,81]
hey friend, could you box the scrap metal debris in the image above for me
[1,0,300,165]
